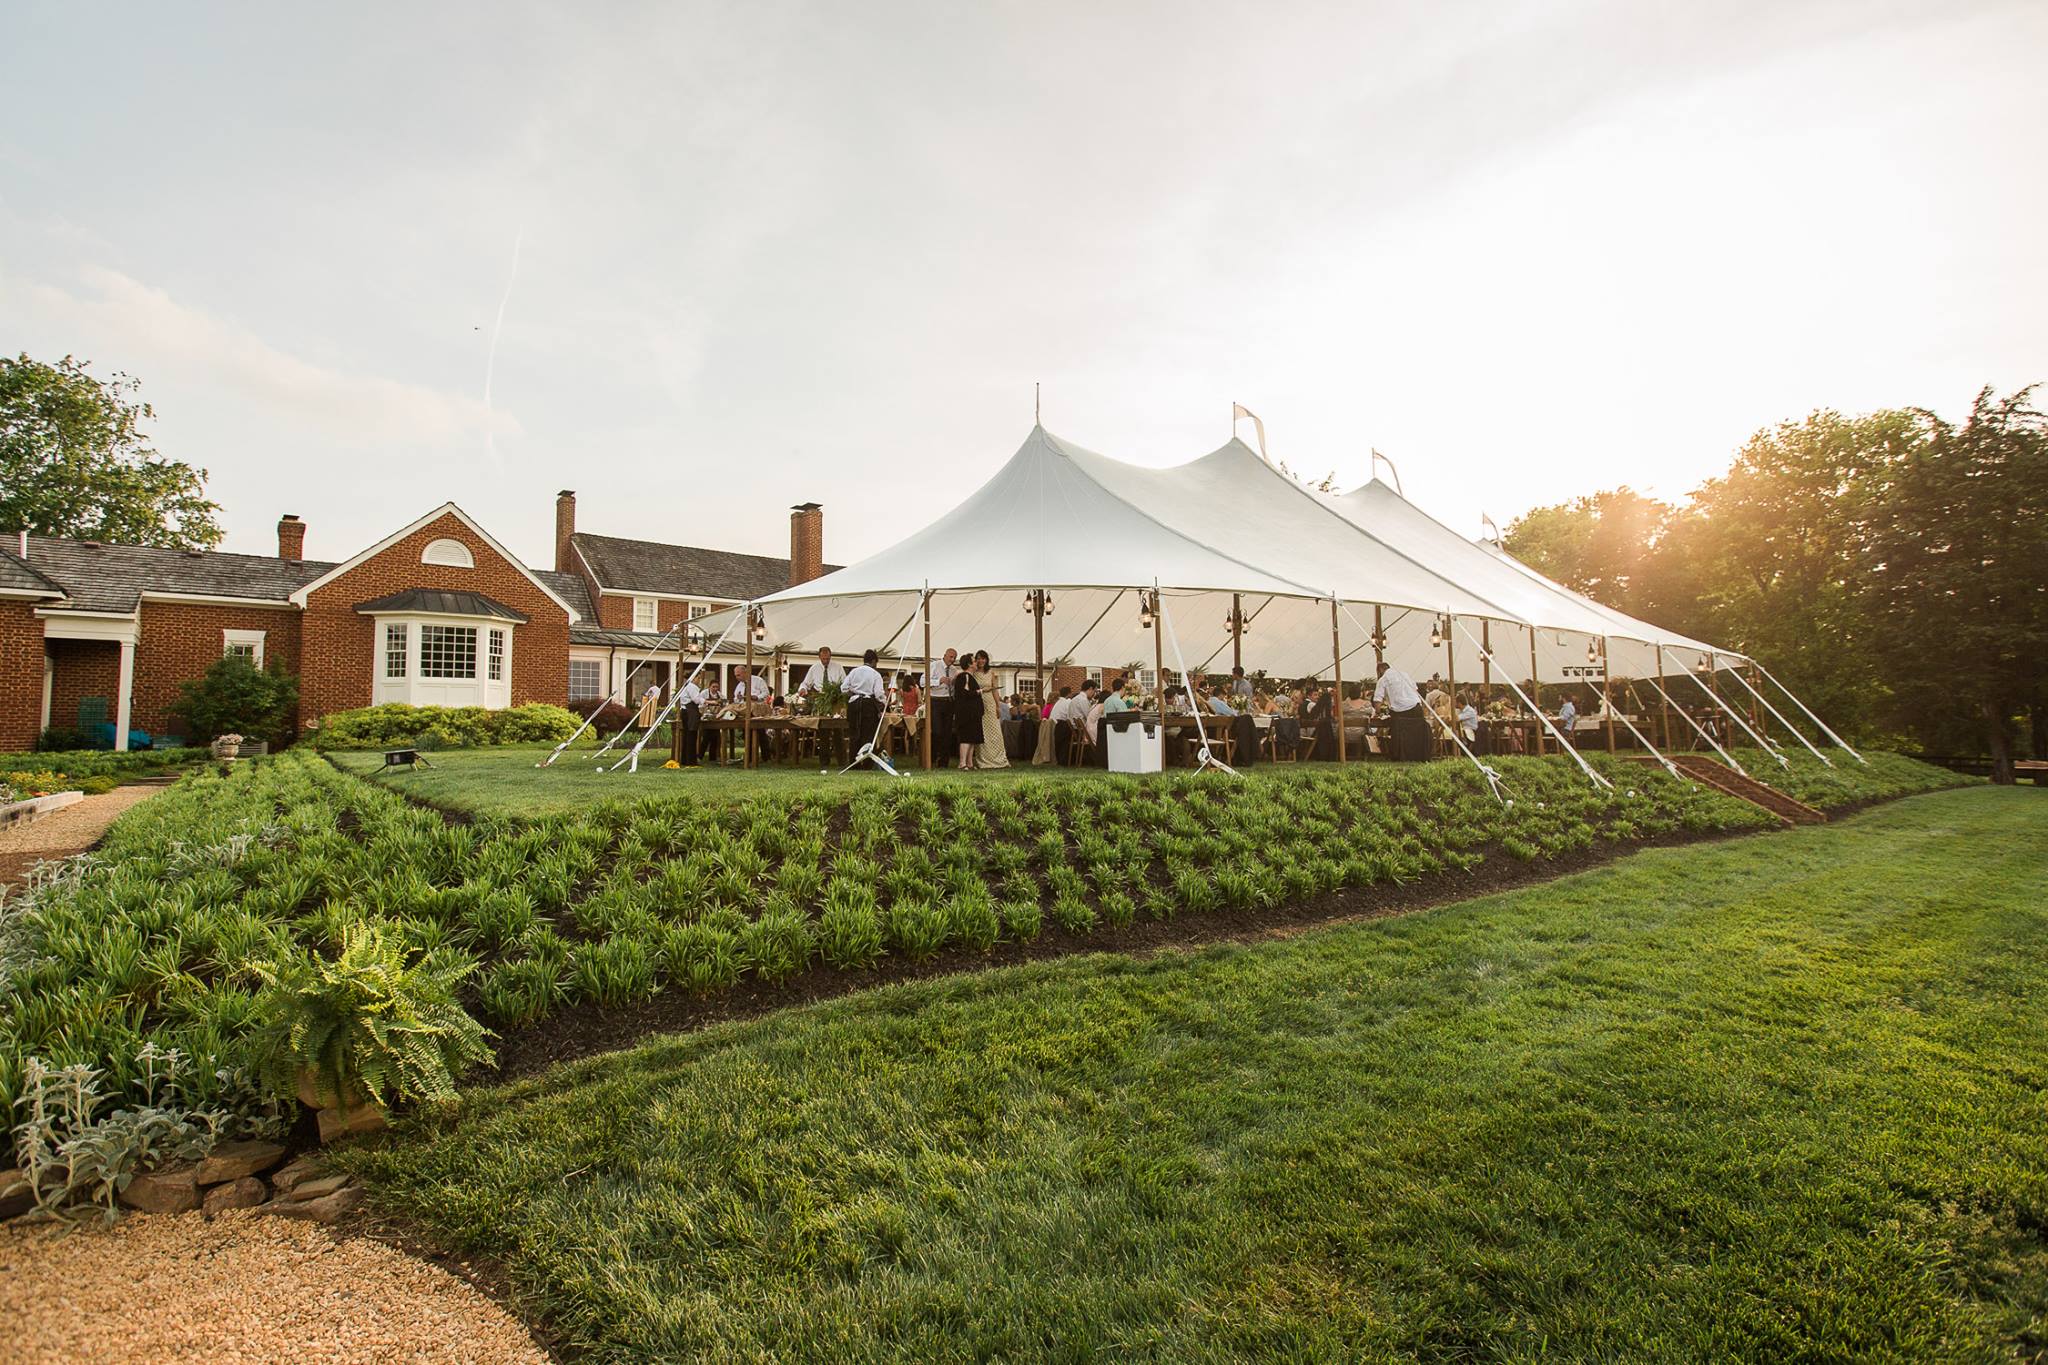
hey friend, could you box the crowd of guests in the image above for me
[648,642,1615,770]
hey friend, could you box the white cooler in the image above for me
[1105,713,1164,774]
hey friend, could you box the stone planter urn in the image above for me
[296,1067,388,1144]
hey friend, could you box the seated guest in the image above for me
[1084,681,1108,764]
[1103,680,1135,715]
[1373,661,1429,761]
[898,672,920,715]
[1033,687,1066,764]
[1207,684,1239,718]
[1557,694,1578,736]
[843,650,888,759]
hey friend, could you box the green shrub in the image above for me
[249,925,493,1109]
[741,906,814,982]
[169,653,299,744]
[310,703,580,750]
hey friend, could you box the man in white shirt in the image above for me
[842,649,887,764]
[798,646,844,697]
[729,665,771,707]
[674,672,712,766]
[927,647,957,765]
[1374,662,1429,762]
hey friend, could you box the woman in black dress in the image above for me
[951,647,983,769]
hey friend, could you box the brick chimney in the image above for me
[555,490,576,572]
[789,502,823,586]
[277,515,305,562]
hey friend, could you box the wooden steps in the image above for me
[1630,754,1828,825]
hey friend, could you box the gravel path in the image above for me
[0,1210,549,1363]
[0,783,161,888]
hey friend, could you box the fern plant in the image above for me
[250,925,493,1111]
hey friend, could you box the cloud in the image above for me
[22,265,518,445]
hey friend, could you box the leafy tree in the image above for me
[169,654,298,743]
[1503,488,1673,618]
[0,354,222,549]
[1856,387,2048,783]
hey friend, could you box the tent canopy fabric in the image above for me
[696,424,1749,684]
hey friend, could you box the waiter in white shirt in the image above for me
[673,672,711,766]
[842,649,887,766]
[1373,661,1429,762]
[798,646,844,698]
[730,665,771,707]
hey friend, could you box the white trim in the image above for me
[36,609,141,644]
[41,653,53,732]
[631,596,659,631]
[598,585,731,606]
[114,639,135,753]
[0,586,65,601]
[223,628,267,666]
[140,591,299,610]
[288,502,580,621]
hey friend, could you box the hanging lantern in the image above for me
[749,607,767,643]
[1140,595,1155,630]
[1043,593,1055,616]
[1429,618,1443,648]
[1022,591,1035,615]
[1586,640,1601,666]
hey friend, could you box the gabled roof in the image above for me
[353,589,528,622]
[0,549,70,600]
[289,502,579,621]
[570,531,836,602]
[533,569,594,623]
[25,536,333,613]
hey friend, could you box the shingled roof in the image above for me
[353,589,529,622]
[24,537,335,613]
[569,532,837,602]
[0,549,69,599]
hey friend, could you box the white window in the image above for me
[1139,668,1182,691]
[568,659,603,700]
[223,629,266,666]
[420,625,478,679]
[487,629,505,682]
[688,603,708,619]
[421,538,475,568]
[385,624,407,679]
[1017,675,1041,702]
[632,597,658,631]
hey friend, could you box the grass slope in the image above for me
[351,788,2048,1363]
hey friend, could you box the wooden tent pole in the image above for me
[1601,637,1616,753]
[1231,593,1242,674]
[1530,631,1544,756]
[1331,599,1347,763]
[1481,620,1492,696]
[1372,605,1385,671]
[920,590,933,770]
[1443,615,1456,758]
[743,610,756,769]
[1033,589,1045,715]
[1151,588,1165,710]
[1655,644,1671,750]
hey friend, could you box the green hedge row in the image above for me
[308,703,582,750]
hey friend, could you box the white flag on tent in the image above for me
[1232,403,1270,463]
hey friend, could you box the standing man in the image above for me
[1231,666,1254,701]
[798,646,844,699]
[843,649,887,767]
[675,670,710,766]
[730,664,771,707]
[1373,660,1429,762]
[927,646,958,765]
[1557,693,1579,739]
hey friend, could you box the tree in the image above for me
[169,654,298,744]
[1856,387,2048,783]
[0,354,223,549]
[1503,488,1673,618]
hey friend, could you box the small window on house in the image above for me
[422,538,475,568]
[688,603,708,619]
[1017,675,1041,702]
[385,624,407,679]
[488,629,505,682]
[633,597,658,631]
[568,659,603,700]
[223,629,265,666]
[420,625,477,679]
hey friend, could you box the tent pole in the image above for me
[1455,620,1610,789]
[1655,643,1672,751]
[1529,631,1544,756]
[1444,614,1457,758]
[1151,584,1165,712]
[1331,598,1347,763]
[920,587,932,771]
[1481,619,1492,698]
[1231,593,1242,674]
[1601,637,1616,753]
[1724,661,1835,767]
[744,609,757,770]
[1373,605,1385,671]
[1033,589,1045,717]
[1685,654,1786,764]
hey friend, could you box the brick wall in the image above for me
[300,512,571,724]
[0,602,47,750]
[133,603,303,740]
[593,591,729,635]
[45,639,120,738]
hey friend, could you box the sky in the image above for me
[4,1,2044,567]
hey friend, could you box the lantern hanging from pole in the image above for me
[1429,617,1443,649]
[1586,640,1600,666]
[1139,592,1155,630]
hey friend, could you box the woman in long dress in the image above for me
[951,650,983,769]
[974,651,1009,769]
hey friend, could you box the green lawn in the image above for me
[328,745,1133,813]
[349,786,2048,1362]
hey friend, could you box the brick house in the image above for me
[0,493,834,751]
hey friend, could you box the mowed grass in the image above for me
[350,787,2048,1362]
[328,745,1134,814]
